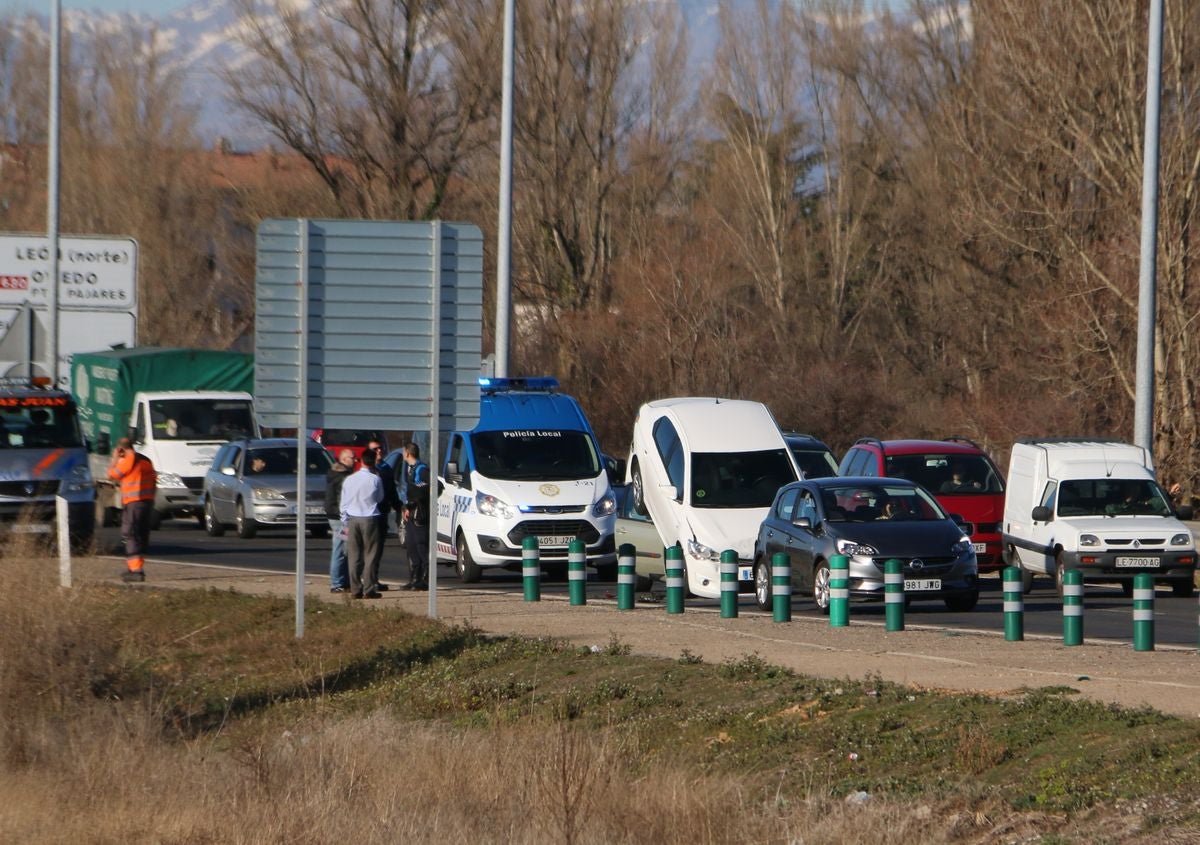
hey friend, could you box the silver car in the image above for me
[203,438,332,538]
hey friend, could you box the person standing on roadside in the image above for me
[107,436,156,583]
[324,448,355,593]
[341,445,384,599]
[401,442,431,590]
[368,439,401,591]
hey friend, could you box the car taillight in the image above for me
[1180,556,1195,565]
[1080,556,1098,565]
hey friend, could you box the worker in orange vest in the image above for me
[107,436,157,582]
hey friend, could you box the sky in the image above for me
[5,0,194,13]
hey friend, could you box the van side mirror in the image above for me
[606,458,626,486]
[446,461,459,477]
[1177,505,1195,521]
[95,431,111,456]
[1031,506,1052,522]
[792,516,812,531]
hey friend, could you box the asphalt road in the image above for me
[99,519,1200,648]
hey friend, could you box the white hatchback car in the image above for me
[626,398,799,598]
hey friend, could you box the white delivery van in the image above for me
[436,377,617,583]
[1002,439,1196,596]
[626,398,800,598]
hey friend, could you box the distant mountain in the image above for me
[24,0,942,148]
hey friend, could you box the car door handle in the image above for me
[767,530,774,538]
[617,526,628,534]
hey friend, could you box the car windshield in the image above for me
[0,396,82,448]
[471,430,600,481]
[690,449,797,508]
[884,453,1004,494]
[245,447,332,476]
[791,447,838,479]
[1057,478,1174,518]
[151,399,254,442]
[820,483,947,522]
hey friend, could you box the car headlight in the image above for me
[685,539,721,561]
[476,491,513,519]
[1079,534,1100,547]
[253,486,285,501]
[836,539,877,557]
[593,491,616,517]
[1171,533,1192,547]
[952,536,974,556]
[156,471,187,489]
[64,464,94,493]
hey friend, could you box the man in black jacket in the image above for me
[324,448,355,592]
[368,439,401,591]
[401,442,431,590]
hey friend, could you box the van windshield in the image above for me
[471,430,600,481]
[0,398,82,448]
[150,399,254,442]
[1058,479,1174,518]
[690,449,797,508]
[884,453,1004,494]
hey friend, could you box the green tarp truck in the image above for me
[72,348,260,527]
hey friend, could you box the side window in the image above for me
[665,438,684,500]
[228,445,243,473]
[134,404,147,444]
[1040,481,1058,513]
[798,490,818,524]
[775,489,800,521]
[845,449,872,477]
[859,451,880,476]
[446,435,463,476]
[837,448,858,476]
[652,417,678,465]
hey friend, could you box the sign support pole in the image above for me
[428,221,442,620]
[47,0,61,385]
[295,220,309,639]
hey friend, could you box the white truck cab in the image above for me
[1002,439,1196,596]
[436,377,617,582]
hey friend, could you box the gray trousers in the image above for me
[345,516,382,596]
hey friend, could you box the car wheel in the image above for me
[635,573,653,592]
[1121,580,1134,598]
[631,463,648,516]
[309,525,329,539]
[456,533,482,583]
[754,556,771,612]
[1020,564,1035,595]
[205,498,226,537]
[1173,579,1196,598]
[1053,552,1069,599]
[813,559,832,615]
[195,512,206,529]
[595,561,617,582]
[235,499,257,539]
[944,590,979,612]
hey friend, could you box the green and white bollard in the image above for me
[568,538,587,606]
[617,543,636,611]
[829,554,849,627]
[772,552,791,623]
[522,536,541,602]
[1002,566,1023,641]
[719,549,738,618]
[1133,572,1154,652]
[665,545,685,614]
[1062,568,1083,646]
[884,559,904,632]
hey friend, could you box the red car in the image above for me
[308,429,389,466]
[837,438,1006,571]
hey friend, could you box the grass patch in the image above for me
[5,558,1200,842]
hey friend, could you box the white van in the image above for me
[626,398,799,598]
[1002,439,1196,596]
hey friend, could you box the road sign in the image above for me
[0,304,136,384]
[0,234,137,311]
[254,219,483,431]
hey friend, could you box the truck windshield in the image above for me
[0,398,82,448]
[150,399,254,441]
[471,430,600,481]
[690,449,797,508]
[1058,479,1174,518]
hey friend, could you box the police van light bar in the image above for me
[478,376,560,393]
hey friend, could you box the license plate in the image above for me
[305,506,325,515]
[537,535,574,547]
[11,523,51,534]
[904,578,941,591]
[739,566,752,581]
[972,543,987,553]
[1115,556,1160,568]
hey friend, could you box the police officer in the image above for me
[401,442,431,590]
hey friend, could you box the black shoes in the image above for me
[121,570,145,583]
[363,590,381,599]
[330,586,347,593]
[373,583,390,592]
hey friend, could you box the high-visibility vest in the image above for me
[108,450,157,505]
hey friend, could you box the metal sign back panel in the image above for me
[254,219,483,432]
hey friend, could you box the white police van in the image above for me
[436,377,618,582]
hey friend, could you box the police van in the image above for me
[436,377,617,582]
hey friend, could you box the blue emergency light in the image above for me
[478,376,560,393]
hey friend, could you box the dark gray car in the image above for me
[752,477,979,613]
